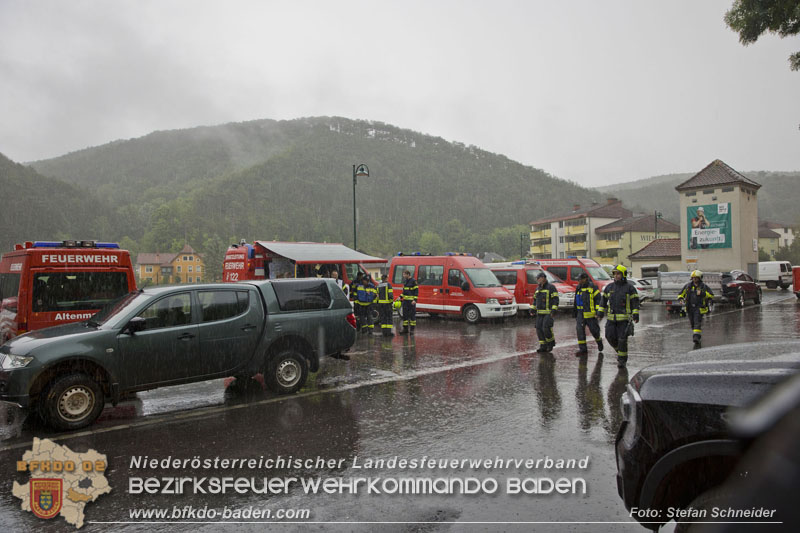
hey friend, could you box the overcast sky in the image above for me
[1,0,798,187]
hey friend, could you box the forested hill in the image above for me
[0,152,118,253]
[23,117,606,267]
[598,171,800,225]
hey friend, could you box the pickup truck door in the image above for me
[117,292,199,387]
[196,288,263,376]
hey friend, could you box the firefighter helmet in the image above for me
[393,299,401,310]
[691,270,703,279]
[612,264,627,276]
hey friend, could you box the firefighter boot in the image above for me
[536,342,547,353]
[617,355,628,368]
[596,339,604,352]
[575,343,589,357]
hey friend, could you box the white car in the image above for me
[628,277,654,301]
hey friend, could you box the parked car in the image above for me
[721,270,762,307]
[0,279,356,431]
[536,258,612,291]
[615,341,800,531]
[758,260,793,290]
[627,277,654,302]
[488,261,575,314]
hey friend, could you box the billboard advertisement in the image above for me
[687,203,731,249]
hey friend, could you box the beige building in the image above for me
[676,160,760,277]
[759,220,795,249]
[135,244,205,285]
[593,214,679,266]
[629,238,683,278]
[758,224,781,260]
[529,199,632,259]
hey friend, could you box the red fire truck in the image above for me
[222,240,387,294]
[0,240,137,343]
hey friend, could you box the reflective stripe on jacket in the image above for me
[533,282,559,313]
[678,281,714,314]
[599,279,639,321]
[575,282,600,319]
[402,278,418,301]
[377,282,393,304]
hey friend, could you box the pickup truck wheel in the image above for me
[40,373,104,431]
[736,290,745,308]
[463,304,481,324]
[265,350,308,394]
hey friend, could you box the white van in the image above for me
[758,261,793,290]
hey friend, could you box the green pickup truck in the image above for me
[0,278,357,430]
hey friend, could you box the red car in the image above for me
[721,270,762,307]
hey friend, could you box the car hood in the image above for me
[634,341,800,407]
[1,322,102,355]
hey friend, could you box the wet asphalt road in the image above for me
[1,290,798,532]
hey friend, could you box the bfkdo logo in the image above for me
[31,478,63,519]
[12,438,111,528]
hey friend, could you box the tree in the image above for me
[418,231,445,255]
[758,247,772,261]
[725,0,800,70]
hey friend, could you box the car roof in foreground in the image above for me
[634,341,800,407]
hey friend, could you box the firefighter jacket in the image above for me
[376,281,394,304]
[678,281,714,314]
[356,280,377,306]
[533,282,559,314]
[575,281,601,319]
[599,279,639,321]
[402,277,418,301]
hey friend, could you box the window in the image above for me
[703,189,715,195]
[198,290,249,322]
[177,266,182,273]
[139,293,192,329]
[272,280,331,311]
[448,269,466,287]
[31,272,129,313]
[559,221,564,228]
[196,266,202,273]
[418,265,444,286]
[685,191,696,197]
[188,265,193,272]
[491,270,516,286]
[781,263,790,273]
[392,265,415,284]
[547,266,568,280]
[188,277,193,283]
[145,266,153,273]
[183,256,188,261]
[722,186,734,192]
[0,272,21,301]
[570,267,586,281]
[188,256,193,261]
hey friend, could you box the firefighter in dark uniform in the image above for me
[400,269,418,334]
[532,272,559,353]
[678,270,714,348]
[354,273,376,333]
[573,273,604,356]
[597,264,639,368]
[376,274,395,336]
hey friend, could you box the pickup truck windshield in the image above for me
[464,268,501,288]
[89,292,150,326]
[587,267,611,280]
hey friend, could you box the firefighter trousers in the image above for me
[605,320,630,360]
[576,316,601,351]
[378,303,393,334]
[401,300,416,330]
[535,314,554,348]
[688,308,703,342]
[356,303,373,332]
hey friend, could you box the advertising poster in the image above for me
[686,203,732,250]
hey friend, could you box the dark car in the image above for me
[0,279,356,430]
[615,341,800,531]
[720,270,761,307]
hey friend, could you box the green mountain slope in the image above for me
[0,153,118,253]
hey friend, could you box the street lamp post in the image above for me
[654,210,663,240]
[353,164,369,250]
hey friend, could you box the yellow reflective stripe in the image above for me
[693,329,702,333]
[537,309,551,314]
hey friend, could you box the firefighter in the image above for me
[532,272,559,353]
[400,269,418,334]
[376,273,395,336]
[678,270,714,348]
[573,272,604,356]
[356,275,377,333]
[597,264,639,368]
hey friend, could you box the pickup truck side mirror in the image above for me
[124,316,147,334]
[461,281,470,291]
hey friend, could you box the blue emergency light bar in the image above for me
[511,260,526,264]
[32,240,119,249]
